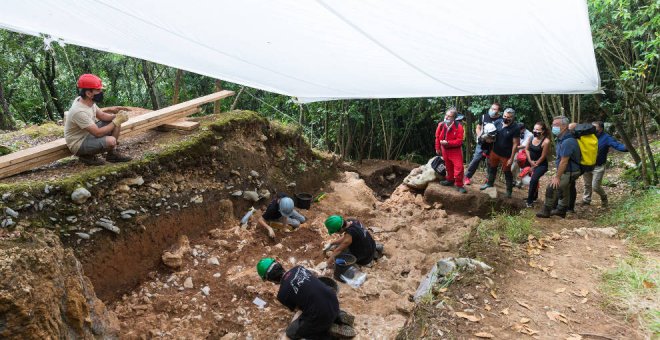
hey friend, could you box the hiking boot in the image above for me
[79,155,105,166]
[550,208,567,218]
[457,187,467,194]
[373,243,384,259]
[536,206,551,218]
[601,196,608,207]
[525,202,534,208]
[464,177,471,185]
[337,310,355,326]
[440,180,454,186]
[480,183,493,191]
[329,323,357,338]
[566,209,576,214]
[106,151,132,163]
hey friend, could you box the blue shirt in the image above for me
[556,133,581,172]
[596,132,627,166]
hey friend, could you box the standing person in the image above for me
[480,108,520,198]
[323,215,383,267]
[524,122,551,207]
[64,74,131,165]
[256,258,356,339]
[435,108,466,194]
[512,123,534,187]
[465,102,503,185]
[536,116,581,218]
[257,193,306,239]
[581,121,628,207]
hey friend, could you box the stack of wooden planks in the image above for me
[0,90,234,179]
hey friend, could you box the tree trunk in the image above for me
[141,60,160,110]
[613,120,641,164]
[230,86,244,111]
[31,64,56,121]
[43,51,65,116]
[639,112,658,185]
[631,110,650,187]
[0,76,16,130]
[172,69,183,105]
[213,79,222,114]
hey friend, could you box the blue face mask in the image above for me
[444,119,453,125]
[488,109,497,118]
[552,126,561,136]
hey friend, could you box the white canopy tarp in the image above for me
[0,0,600,102]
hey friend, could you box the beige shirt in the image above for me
[64,97,99,154]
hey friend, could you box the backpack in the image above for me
[431,156,447,177]
[572,123,598,172]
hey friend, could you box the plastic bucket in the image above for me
[318,276,339,293]
[333,254,357,282]
[294,193,313,210]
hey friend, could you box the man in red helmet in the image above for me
[64,74,131,165]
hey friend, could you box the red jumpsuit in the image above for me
[435,121,465,187]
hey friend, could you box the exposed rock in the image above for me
[463,216,481,229]
[249,170,260,178]
[414,257,492,302]
[259,189,271,200]
[201,286,210,296]
[4,207,18,219]
[287,182,296,188]
[190,195,203,204]
[75,232,91,240]
[564,227,617,238]
[2,192,12,201]
[231,191,243,197]
[161,235,191,270]
[183,277,194,289]
[66,216,78,223]
[71,188,91,204]
[0,230,119,339]
[208,257,220,266]
[1,218,15,228]
[403,159,438,190]
[95,220,120,234]
[483,187,498,199]
[116,184,131,193]
[230,170,241,177]
[208,229,223,239]
[121,176,144,187]
[242,191,260,202]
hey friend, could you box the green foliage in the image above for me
[598,189,660,249]
[477,209,540,244]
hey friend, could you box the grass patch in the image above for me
[477,209,540,244]
[601,252,659,336]
[598,189,659,249]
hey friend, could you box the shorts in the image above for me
[77,121,111,156]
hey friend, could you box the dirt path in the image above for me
[111,169,645,339]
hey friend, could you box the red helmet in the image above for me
[77,74,103,89]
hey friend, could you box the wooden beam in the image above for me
[160,120,200,132]
[0,90,234,179]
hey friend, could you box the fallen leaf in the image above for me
[555,287,566,294]
[573,289,589,297]
[519,317,530,324]
[566,333,583,340]
[484,304,492,311]
[501,308,509,315]
[513,323,539,335]
[474,332,494,338]
[516,299,532,310]
[490,290,498,300]
[455,311,481,322]
[643,280,656,289]
[546,311,569,324]
[514,269,527,275]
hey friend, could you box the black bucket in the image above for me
[333,254,357,282]
[294,193,313,210]
[318,276,339,293]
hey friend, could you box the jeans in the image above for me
[544,171,581,211]
[286,209,306,228]
[465,144,483,179]
[526,165,548,204]
[582,165,607,203]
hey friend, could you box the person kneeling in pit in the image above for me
[324,215,384,268]
[257,194,306,238]
[256,258,356,339]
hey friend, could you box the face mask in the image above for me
[92,92,104,103]
[552,126,561,136]
[488,109,497,118]
[444,119,453,125]
[503,118,512,125]
[533,131,542,138]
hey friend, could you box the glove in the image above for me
[112,111,129,126]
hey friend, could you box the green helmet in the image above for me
[324,215,344,234]
[257,257,277,280]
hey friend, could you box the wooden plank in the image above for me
[0,149,73,179]
[160,120,200,131]
[0,90,233,169]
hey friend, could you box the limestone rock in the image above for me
[71,188,91,204]
[4,207,19,219]
[242,191,259,202]
[403,159,438,190]
[183,277,194,289]
[190,195,203,204]
[162,235,191,269]
[121,176,144,187]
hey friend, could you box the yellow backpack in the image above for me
[573,123,598,172]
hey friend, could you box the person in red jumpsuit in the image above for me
[435,108,467,194]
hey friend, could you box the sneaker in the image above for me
[337,310,355,326]
[440,180,454,186]
[602,196,608,207]
[526,202,534,208]
[457,187,467,194]
[464,177,471,185]
[106,151,132,163]
[329,323,357,338]
[78,155,105,166]
[480,183,492,191]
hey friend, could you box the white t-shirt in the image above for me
[64,97,99,154]
[520,129,533,148]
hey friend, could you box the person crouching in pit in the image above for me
[435,108,466,193]
[323,215,383,268]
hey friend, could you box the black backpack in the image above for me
[431,156,446,177]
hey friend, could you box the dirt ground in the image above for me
[111,161,647,339]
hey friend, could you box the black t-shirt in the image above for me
[345,219,376,265]
[277,266,339,323]
[262,193,289,221]
[493,123,519,158]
